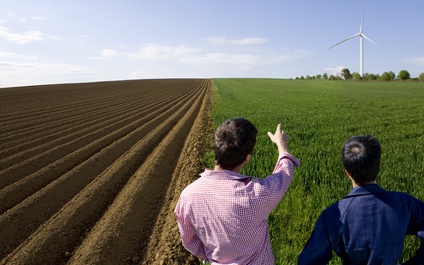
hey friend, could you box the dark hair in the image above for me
[342,135,382,185]
[213,118,258,170]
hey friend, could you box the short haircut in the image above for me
[213,118,258,170]
[342,135,382,185]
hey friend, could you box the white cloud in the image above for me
[260,49,313,64]
[0,60,95,87]
[324,66,345,76]
[30,16,47,21]
[403,56,424,66]
[179,53,259,66]
[0,12,46,23]
[0,12,21,22]
[125,44,200,61]
[95,42,312,70]
[0,26,45,44]
[207,36,268,45]
[88,56,107,60]
[0,51,37,59]
[101,49,119,57]
[129,69,177,79]
[96,44,200,61]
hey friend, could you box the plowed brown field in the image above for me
[0,79,211,265]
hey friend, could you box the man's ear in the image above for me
[245,154,252,163]
[345,169,358,186]
[240,154,252,167]
[344,169,351,177]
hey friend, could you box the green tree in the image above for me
[397,70,411,80]
[363,74,370,81]
[364,73,377,81]
[389,71,396,80]
[419,72,424,81]
[329,75,341,80]
[341,68,352,80]
[380,72,393,81]
[352,72,362,80]
[323,73,328,80]
[316,74,322,79]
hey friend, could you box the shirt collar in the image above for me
[345,183,386,198]
[200,168,253,180]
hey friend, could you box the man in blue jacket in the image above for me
[298,135,424,265]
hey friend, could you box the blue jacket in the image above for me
[298,184,424,265]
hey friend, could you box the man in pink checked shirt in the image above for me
[174,117,300,264]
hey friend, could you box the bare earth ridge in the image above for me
[0,79,211,264]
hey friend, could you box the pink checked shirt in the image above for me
[174,153,300,264]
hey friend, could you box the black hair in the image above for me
[342,135,382,185]
[213,117,257,170]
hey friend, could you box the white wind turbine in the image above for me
[329,10,378,77]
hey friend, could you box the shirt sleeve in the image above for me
[273,152,301,173]
[259,152,300,212]
[174,201,207,261]
[298,213,333,265]
[403,197,424,265]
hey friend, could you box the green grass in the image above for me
[206,78,424,264]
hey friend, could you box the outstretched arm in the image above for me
[402,198,424,265]
[261,124,300,213]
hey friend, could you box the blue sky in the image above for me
[0,0,423,87]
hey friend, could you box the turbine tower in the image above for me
[329,10,378,77]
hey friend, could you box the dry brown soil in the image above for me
[0,79,212,265]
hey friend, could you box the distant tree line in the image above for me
[295,69,424,81]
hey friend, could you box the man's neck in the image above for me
[214,164,242,173]
[352,180,377,188]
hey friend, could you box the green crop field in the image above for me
[205,78,424,264]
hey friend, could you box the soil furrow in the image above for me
[69,82,207,265]
[142,79,212,265]
[0,83,193,161]
[0,80,173,121]
[0,81,192,145]
[0,82,207,264]
[0,84,200,184]
[0,84,201,203]
[0,79,210,265]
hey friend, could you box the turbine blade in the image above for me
[360,8,365,33]
[361,33,380,47]
[329,33,360,49]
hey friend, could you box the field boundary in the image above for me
[141,79,213,265]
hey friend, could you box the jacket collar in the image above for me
[345,184,386,198]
